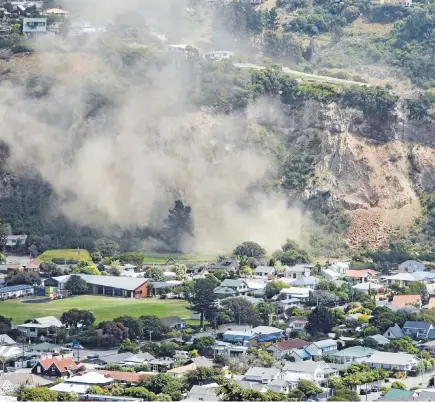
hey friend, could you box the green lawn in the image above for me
[143,253,216,265]
[0,296,190,324]
[38,249,92,263]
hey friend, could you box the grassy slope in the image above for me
[143,253,216,265]
[39,249,92,262]
[0,296,190,324]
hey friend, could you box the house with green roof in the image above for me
[328,346,376,364]
[381,388,414,400]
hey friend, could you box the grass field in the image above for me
[0,296,190,324]
[143,253,216,265]
[38,249,92,263]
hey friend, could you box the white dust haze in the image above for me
[0,0,308,253]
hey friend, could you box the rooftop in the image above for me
[268,339,309,351]
[49,274,148,291]
[366,351,417,365]
[392,295,421,308]
[329,346,376,358]
[403,321,432,330]
[66,372,113,385]
[0,284,32,294]
[347,269,378,278]
[39,357,78,372]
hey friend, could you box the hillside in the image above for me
[0,49,434,256]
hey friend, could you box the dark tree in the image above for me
[189,277,219,328]
[139,315,170,340]
[60,309,95,328]
[94,238,120,257]
[306,306,333,336]
[233,241,266,258]
[65,275,89,295]
[100,321,128,341]
[6,271,41,286]
[0,221,10,251]
[161,200,194,252]
[114,316,144,339]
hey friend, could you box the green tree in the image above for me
[145,267,165,281]
[172,264,187,281]
[141,373,185,401]
[257,302,275,326]
[139,316,170,340]
[185,367,224,388]
[19,387,58,401]
[60,309,95,328]
[391,381,407,390]
[65,275,89,295]
[109,260,122,276]
[118,339,138,353]
[298,379,323,397]
[57,392,78,401]
[88,385,109,395]
[119,251,146,266]
[192,336,215,355]
[73,263,100,275]
[6,271,41,286]
[328,389,359,401]
[94,238,120,257]
[161,200,194,253]
[114,316,144,339]
[233,241,266,258]
[189,277,219,328]
[265,280,289,299]
[306,306,334,336]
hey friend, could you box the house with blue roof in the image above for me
[0,284,33,300]
[402,321,434,339]
[305,339,338,361]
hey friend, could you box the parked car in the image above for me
[360,389,371,395]
[87,354,99,359]
[65,343,84,349]
[371,385,380,392]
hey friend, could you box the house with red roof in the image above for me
[266,339,310,360]
[98,370,148,384]
[31,358,79,378]
[346,269,378,283]
[391,294,422,309]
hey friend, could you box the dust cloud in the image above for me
[0,0,309,254]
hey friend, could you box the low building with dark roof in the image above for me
[161,316,187,330]
[266,339,310,360]
[44,274,149,298]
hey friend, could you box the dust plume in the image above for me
[0,0,309,254]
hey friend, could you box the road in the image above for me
[233,62,370,87]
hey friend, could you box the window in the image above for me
[37,365,41,373]
[51,366,56,375]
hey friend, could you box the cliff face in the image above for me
[263,99,435,248]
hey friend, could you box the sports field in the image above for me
[0,296,190,324]
[38,249,92,262]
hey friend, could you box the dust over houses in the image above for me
[44,275,149,298]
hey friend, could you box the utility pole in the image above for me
[148,330,153,342]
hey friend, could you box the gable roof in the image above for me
[384,324,404,338]
[329,346,375,358]
[285,264,313,272]
[35,316,63,327]
[384,272,419,282]
[161,316,186,326]
[50,274,148,291]
[3,372,52,388]
[392,295,421,308]
[347,269,377,278]
[283,361,323,374]
[39,358,78,372]
[368,334,390,345]
[251,326,283,335]
[290,276,319,286]
[214,286,237,295]
[0,334,15,346]
[312,339,337,348]
[398,260,426,272]
[403,321,432,331]
[67,371,113,385]
[98,370,143,383]
[268,339,309,351]
[244,367,280,379]
[254,266,275,274]
[366,351,417,366]
[98,352,135,364]
[220,279,247,288]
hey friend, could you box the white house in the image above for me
[305,339,338,361]
[243,367,281,384]
[22,18,47,35]
[187,384,219,401]
[383,324,405,340]
[284,265,313,280]
[16,316,63,339]
[365,351,418,371]
[283,361,326,385]
[279,287,311,301]
[254,266,275,277]
[329,262,350,275]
